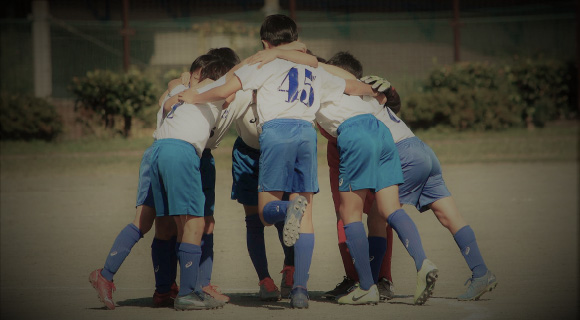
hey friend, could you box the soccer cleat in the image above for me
[458,270,498,301]
[203,284,230,303]
[322,276,356,300]
[280,265,295,298]
[174,291,225,310]
[153,282,179,308]
[337,283,380,305]
[258,277,281,301]
[414,259,438,305]
[89,269,116,310]
[290,287,309,309]
[377,277,395,301]
[283,196,307,247]
[153,290,173,308]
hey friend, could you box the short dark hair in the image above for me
[189,54,220,73]
[199,59,235,81]
[207,47,240,65]
[260,14,298,47]
[326,51,363,79]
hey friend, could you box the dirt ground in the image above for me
[1,161,578,320]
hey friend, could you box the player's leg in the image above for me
[275,193,295,298]
[419,139,497,300]
[89,205,154,310]
[151,215,178,308]
[430,197,497,300]
[197,149,229,302]
[322,137,358,300]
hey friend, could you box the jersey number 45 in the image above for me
[278,67,315,107]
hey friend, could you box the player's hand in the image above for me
[360,75,392,93]
[177,87,197,104]
[246,49,279,69]
[277,41,307,53]
[180,72,191,86]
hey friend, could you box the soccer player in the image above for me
[315,51,438,305]
[88,56,231,310]
[178,14,379,308]
[362,75,498,301]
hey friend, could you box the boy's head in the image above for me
[207,47,240,65]
[260,14,298,49]
[189,54,221,86]
[326,51,363,79]
[199,59,235,82]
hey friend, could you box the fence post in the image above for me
[32,0,52,98]
[452,0,461,63]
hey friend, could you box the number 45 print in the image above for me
[278,67,315,107]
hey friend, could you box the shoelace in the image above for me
[463,277,474,286]
[280,266,295,286]
[259,278,278,292]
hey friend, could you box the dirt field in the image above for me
[1,161,578,320]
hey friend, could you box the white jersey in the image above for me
[374,106,415,143]
[153,79,226,157]
[205,89,254,150]
[157,84,189,130]
[316,93,382,138]
[235,59,346,130]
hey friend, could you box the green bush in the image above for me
[0,93,63,141]
[401,58,576,130]
[506,57,577,127]
[70,69,157,137]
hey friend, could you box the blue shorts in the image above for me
[397,136,452,212]
[136,145,155,208]
[231,137,260,206]
[337,114,404,192]
[201,149,215,216]
[149,139,205,217]
[258,119,319,193]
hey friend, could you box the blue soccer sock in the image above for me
[198,233,214,288]
[177,242,202,296]
[262,200,289,225]
[368,236,387,284]
[454,225,488,278]
[293,233,314,289]
[275,221,295,266]
[151,237,175,293]
[246,214,271,280]
[344,222,374,290]
[102,223,142,281]
[387,209,427,271]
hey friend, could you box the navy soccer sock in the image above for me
[387,209,427,271]
[198,233,214,288]
[275,221,295,266]
[177,242,202,296]
[151,237,175,293]
[454,225,488,278]
[169,236,178,285]
[368,236,387,284]
[293,233,314,289]
[262,200,289,225]
[344,222,374,290]
[246,214,270,280]
[102,223,142,281]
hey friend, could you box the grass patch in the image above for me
[1,121,577,178]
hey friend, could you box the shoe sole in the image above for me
[283,196,307,247]
[414,269,438,305]
[458,281,498,301]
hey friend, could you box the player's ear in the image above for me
[261,40,273,50]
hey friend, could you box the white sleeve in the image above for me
[234,62,274,91]
[318,68,347,105]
